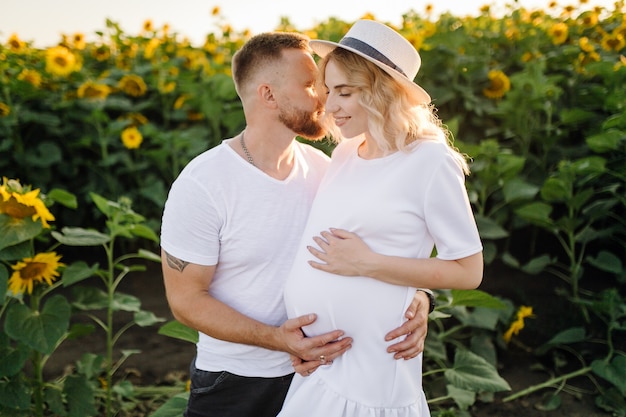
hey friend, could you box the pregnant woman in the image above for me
[280,20,483,417]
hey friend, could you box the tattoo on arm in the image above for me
[165,251,190,272]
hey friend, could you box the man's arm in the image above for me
[161,249,352,362]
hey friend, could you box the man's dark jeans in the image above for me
[185,359,294,417]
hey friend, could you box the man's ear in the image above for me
[257,83,278,109]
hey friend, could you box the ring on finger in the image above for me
[319,355,326,365]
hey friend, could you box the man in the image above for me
[160,31,432,417]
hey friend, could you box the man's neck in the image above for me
[234,130,296,180]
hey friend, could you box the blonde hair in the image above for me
[319,48,469,174]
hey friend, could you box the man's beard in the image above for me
[278,103,326,141]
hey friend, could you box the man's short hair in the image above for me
[232,32,311,94]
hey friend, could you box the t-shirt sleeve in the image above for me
[424,149,482,260]
[160,175,221,266]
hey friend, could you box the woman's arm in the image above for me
[307,228,483,290]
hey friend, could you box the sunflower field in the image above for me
[0,1,625,416]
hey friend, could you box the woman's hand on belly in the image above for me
[307,228,374,276]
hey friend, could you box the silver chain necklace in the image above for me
[240,132,256,167]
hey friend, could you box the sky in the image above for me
[0,0,617,47]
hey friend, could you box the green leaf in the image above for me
[586,130,624,153]
[129,223,159,242]
[571,156,607,175]
[89,192,112,217]
[592,356,626,395]
[134,310,165,327]
[47,188,78,209]
[113,380,135,397]
[0,215,43,251]
[444,349,511,392]
[112,292,142,312]
[450,289,507,309]
[520,255,554,275]
[475,215,509,240]
[5,294,71,354]
[459,307,502,331]
[515,202,553,227]
[158,320,199,344]
[0,374,31,410]
[62,261,99,286]
[447,384,476,410]
[71,286,108,310]
[595,387,626,416]
[149,392,190,417]
[502,178,539,203]
[52,227,110,246]
[0,240,32,262]
[137,249,162,263]
[536,392,562,411]
[67,323,95,340]
[587,251,623,274]
[541,177,570,202]
[64,374,97,417]
[29,141,62,168]
[559,108,596,125]
[0,341,29,377]
[536,327,587,354]
[76,353,104,379]
[45,385,67,416]
[496,154,525,179]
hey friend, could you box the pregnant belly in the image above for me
[284,266,413,343]
[284,266,422,405]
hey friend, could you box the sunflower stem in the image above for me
[104,239,115,417]
[30,289,45,417]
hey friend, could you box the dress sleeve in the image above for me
[423,149,482,260]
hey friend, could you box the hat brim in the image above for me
[310,39,431,104]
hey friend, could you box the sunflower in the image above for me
[548,22,569,45]
[45,45,77,76]
[601,32,626,52]
[7,33,25,52]
[120,112,149,126]
[8,252,64,295]
[579,11,599,28]
[118,74,148,97]
[576,51,601,73]
[0,177,55,228]
[17,69,42,87]
[173,94,189,110]
[579,36,595,53]
[91,44,111,62]
[142,19,154,33]
[0,102,10,117]
[483,70,511,99]
[144,37,161,59]
[77,80,111,100]
[503,306,535,343]
[158,80,176,94]
[72,32,86,50]
[121,126,143,149]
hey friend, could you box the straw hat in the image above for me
[310,20,431,104]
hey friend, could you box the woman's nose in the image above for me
[324,95,338,113]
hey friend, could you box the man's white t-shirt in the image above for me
[160,139,329,377]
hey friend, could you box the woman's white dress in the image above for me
[280,138,483,417]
